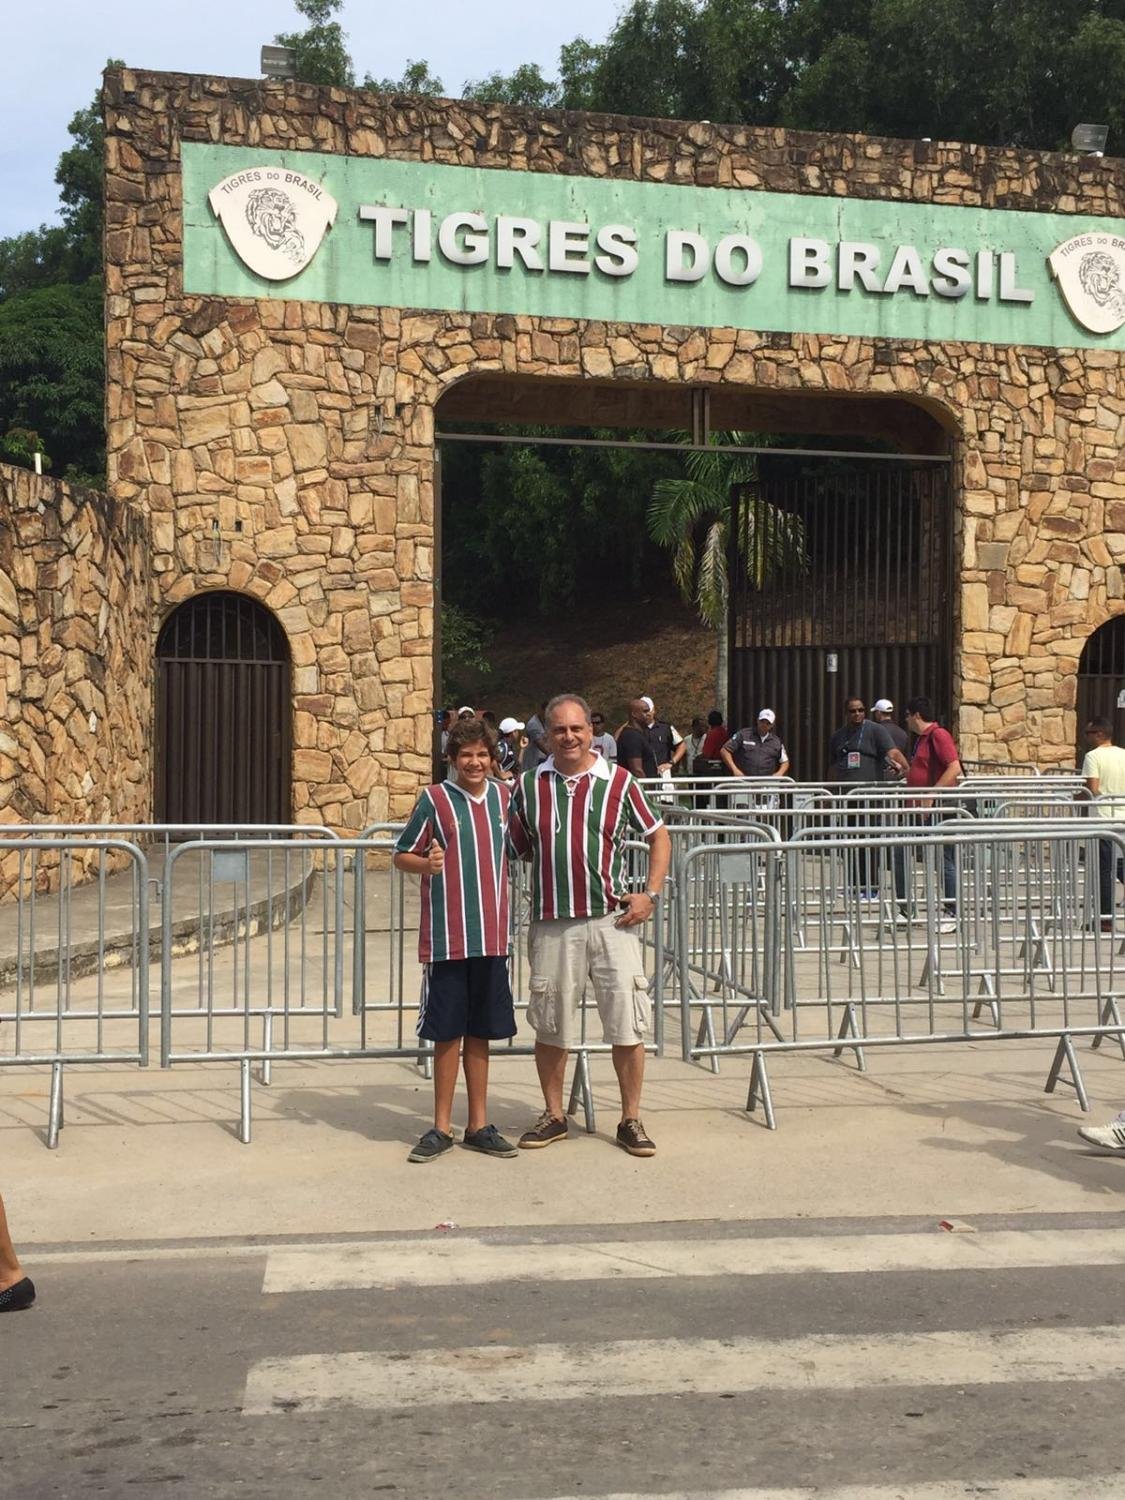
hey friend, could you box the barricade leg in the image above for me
[1090,997,1125,1060]
[832,1003,867,1072]
[566,1050,595,1134]
[239,1058,253,1144]
[746,1050,776,1130]
[46,1061,64,1151]
[1044,1034,1090,1112]
[259,1011,274,1086]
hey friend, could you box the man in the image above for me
[521,701,550,772]
[687,716,707,766]
[829,698,909,785]
[509,694,671,1157]
[496,715,524,780]
[893,696,962,931]
[1081,717,1125,924]
[872,698,909,776]
[828,697,910,898]
[698,710,728,768]
[720,709,790,778]
[590,712,617,762]
[642,697,687,779]
[617,698,659,779]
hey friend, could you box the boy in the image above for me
[393,716,519,1163]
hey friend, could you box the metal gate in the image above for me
[156,592,291,823]
[728,457,953,778]
[1077,616,1125,762]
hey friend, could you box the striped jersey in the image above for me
[394,779,512,963]
[508,755,663,921]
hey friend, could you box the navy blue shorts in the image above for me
[418,957,517,1043]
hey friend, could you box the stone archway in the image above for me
[155,591,292,823]
[1077,615,1125,764]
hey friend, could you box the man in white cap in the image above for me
[496,715,525,780]
[720,709,790,778]
[872,698,908,779]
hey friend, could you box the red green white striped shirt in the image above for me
[395,779,512,963]
[508,756,663,921]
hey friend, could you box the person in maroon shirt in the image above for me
[894,696,963,928]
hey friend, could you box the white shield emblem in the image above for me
[1048,232,1125,335]
[208,167,337,281]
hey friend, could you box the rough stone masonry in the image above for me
[100,68,1125,824]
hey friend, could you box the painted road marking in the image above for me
[242,1324,1125,1413]
[545,1483,1125,1500]
[261,1227,1125,1293]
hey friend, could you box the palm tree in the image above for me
[647,431,807,711]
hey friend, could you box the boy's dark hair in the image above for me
[905,696,935,721]
[445,716,497,761]
[707,710,723,726]
[1087,716,1114,737]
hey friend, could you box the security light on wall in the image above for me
[1071,123,1109,156]
[261,44,297,79]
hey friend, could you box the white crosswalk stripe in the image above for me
[243,1324,1124,1414]
[549,1485,1125,1500]
[260,1226,1125,1293]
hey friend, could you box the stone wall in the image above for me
[0,464,152,855]
[103,69,1125,794]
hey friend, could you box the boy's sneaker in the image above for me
[616,1118,656,1157]
[407,1127,455,1164]
[463,1124,519,1158]
[1078,1113,1125,1154]
[518,1110,569,1149]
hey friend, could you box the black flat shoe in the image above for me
[0,1276,36,1312]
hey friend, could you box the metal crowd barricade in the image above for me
[0,836,149,1147]
[163,830,667,1143]
[674,822,1125,1128]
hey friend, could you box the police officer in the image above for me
[719,709,790,778]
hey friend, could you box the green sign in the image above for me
[182,141,1125,351]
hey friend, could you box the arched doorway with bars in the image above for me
[1077,615,1125,765]
[155,591,291,824]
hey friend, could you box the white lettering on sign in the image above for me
[349,199,1040,310]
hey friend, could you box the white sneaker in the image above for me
[939,919,956,935]
[1078,1114,1125,1153]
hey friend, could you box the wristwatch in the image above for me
[644,888,661,901]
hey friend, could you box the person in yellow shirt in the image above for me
[1081,717,1125,919]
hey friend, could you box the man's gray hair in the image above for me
[545,693,592,726]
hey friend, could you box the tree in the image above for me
[364,60,445,96]
[0,280,105,483]
[648,433,807,707]
[462,63,559,109]
[276,0,354,88]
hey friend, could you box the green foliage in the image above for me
[441,433,680,617]
[277,0,355,87]
[463,63,559,108]
[364,59,445,95]
[0,427,51,472]
[648,434,807,629]
[0,280,105,483]
[440,601,492,701]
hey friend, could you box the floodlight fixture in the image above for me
[1070,122,1109,156]
[261,44,297,80]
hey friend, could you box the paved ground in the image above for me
[6,1213,1125,1498]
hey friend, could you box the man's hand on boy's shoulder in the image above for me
[428,840,445,874]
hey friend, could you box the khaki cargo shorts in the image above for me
[526,912,651,1048]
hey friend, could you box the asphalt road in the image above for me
[6,1212,1125,1500]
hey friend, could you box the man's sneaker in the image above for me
[1078,1113,1125,1154]
[407,1127,455,1164]
[463,1124,519,1158]
[616,1118,656,1157]
[518,1110,569,1149]
[938,918,956,935]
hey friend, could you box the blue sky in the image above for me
[2,0,622,239]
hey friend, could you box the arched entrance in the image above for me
[1077,617,1125,762]
[155,592,291,824]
